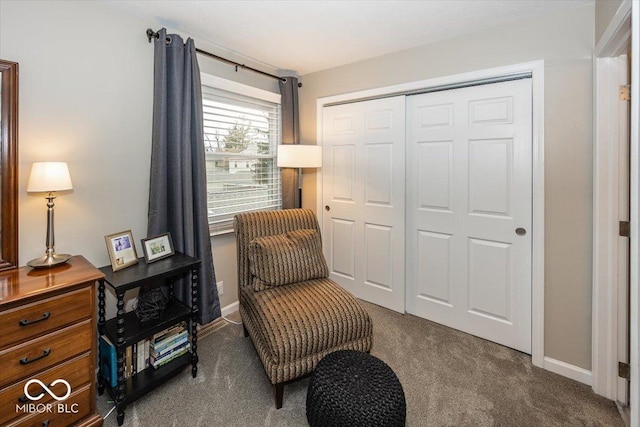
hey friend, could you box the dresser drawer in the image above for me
[0,352,92,426]
[0,320,92,388]
[7,383,92,427]
[0,287,92,349]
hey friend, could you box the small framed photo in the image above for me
[105,230,139,271]
[141,233,175,264]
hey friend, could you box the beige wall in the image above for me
[299,4,595,369]
[595,0,624,46]
[2,0,598,369]
[0,0,278,316]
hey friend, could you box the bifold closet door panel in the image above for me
[322,96,406,313]
[405,79,533,354]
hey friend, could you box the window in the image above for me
[201,74,282,235]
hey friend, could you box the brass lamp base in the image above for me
[27,253,72,269]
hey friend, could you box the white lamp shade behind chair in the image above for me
[277,145,322,168]
[26,162,74,268]
[277,145,322,209]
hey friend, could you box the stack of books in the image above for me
[126,338,151,377]
[150,322,190,369]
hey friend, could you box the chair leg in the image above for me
[274,383,284,409]
[243,323,249,337]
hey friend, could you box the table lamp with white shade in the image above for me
[26,162,74,268]
[277,145,322,208]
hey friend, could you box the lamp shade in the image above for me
[26,162,73,193]
[277,145,322,168]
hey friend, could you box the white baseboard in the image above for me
[543,356,593,386]
[221,301,239,318]
[617,402,630,426]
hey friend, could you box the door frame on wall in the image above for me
[592,0,640,425]
[316,60,546,369]
[592,0,632,410]
[631,5,640,426]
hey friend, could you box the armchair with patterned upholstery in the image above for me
[234,209,373,408]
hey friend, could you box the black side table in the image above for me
[97,252,201,426]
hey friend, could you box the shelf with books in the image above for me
[97,252,201,426]
[100,322,191,397]
[102,299,191,349]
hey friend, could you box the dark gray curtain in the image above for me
[279,77,300,209]
[148,28,220,324]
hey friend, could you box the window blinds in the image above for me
[201,85,282,235]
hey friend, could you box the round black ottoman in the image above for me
[306,350,406,427]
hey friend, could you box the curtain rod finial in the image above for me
[146,28,158,43]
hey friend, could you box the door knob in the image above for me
[325,205,331,211]
[515,227,526,236]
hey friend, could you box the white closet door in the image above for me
[406,79,533,353]
[322,96,405,313]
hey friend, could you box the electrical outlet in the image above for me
[217,280,224,296]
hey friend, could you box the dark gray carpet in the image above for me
[97,302,623,426]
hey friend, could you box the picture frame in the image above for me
[105,230,139,271]
[141,233,175,264]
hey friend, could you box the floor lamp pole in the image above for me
[297,167,302,209]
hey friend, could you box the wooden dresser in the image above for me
[0,256,104,427]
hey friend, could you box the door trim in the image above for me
[630,4,639,426]
[316,60,545,368]
[592,0,632,401]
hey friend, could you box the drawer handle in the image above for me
[19,312,51,326]
[19,348,51,365]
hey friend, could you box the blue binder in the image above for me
[99,335,118,388]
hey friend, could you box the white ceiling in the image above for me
[110,0,593,75]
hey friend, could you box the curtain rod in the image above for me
[146,29,301,87]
